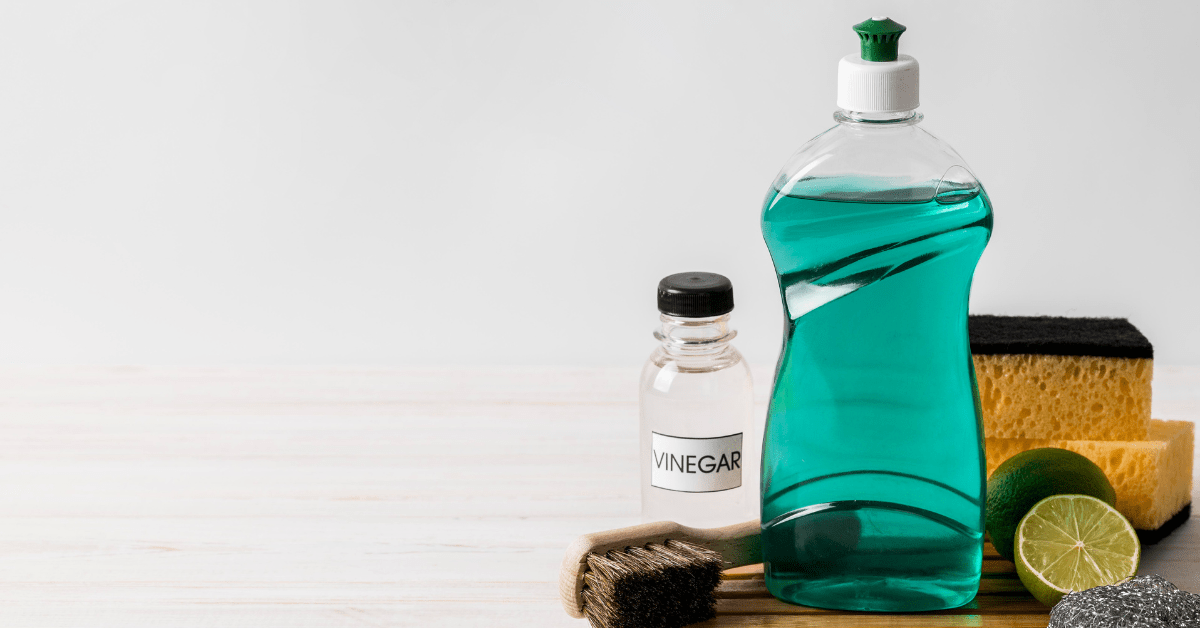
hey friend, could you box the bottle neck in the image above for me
[654,313,736,357]
[834,108,923,126]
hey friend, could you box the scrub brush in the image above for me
[559,519,760,628]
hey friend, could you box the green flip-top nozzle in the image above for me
[853,16,907,62]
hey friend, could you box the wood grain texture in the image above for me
[702,544,1049,627]
[0,365,1194,627]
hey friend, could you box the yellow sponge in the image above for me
[973,354,1152,440]
[985,420,1194,530]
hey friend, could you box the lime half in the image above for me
[1014,494,1140,607]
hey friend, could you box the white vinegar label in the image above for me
[650,432,743,493]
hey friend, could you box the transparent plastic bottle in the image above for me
[759,18,992,612]
[640,272,757,528]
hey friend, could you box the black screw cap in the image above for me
[656,272,734,318]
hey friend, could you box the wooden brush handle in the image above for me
[559,519,760,618]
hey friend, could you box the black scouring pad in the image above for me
[968,315,1153,359]
[1137,503,1193,545]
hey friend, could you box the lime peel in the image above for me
[986,447,1117,563]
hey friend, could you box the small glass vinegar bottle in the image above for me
[639,272,756,528]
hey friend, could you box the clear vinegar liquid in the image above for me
[759,183,992,612]
[640,349,758,528]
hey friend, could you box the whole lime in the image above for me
[985,448,1116,562]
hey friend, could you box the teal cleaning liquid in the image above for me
[759,181,992,612]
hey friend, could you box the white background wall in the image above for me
[0,1,1196,366]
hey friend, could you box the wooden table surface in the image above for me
[0,365,1196,627]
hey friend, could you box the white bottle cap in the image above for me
[837,17,919,114]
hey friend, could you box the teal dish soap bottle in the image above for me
[759,17,993,612]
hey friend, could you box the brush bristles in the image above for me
[580,539,724,628]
